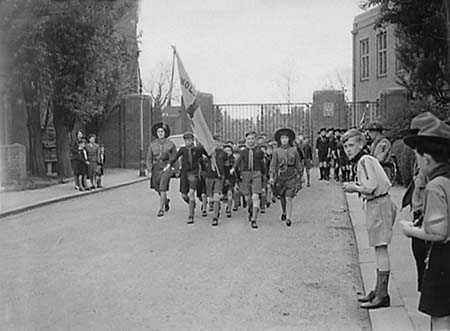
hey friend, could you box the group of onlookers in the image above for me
[70,130,105,191]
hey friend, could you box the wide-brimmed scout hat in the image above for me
[152,122,170,138]
[365,121,390,132]
[403,112,450,148]
[274,128,295,145]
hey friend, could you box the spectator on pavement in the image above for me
[86,134,100,190]
[366,121,393,181]
[342,128,397,310]
[70,130,85,190]
[401,112,450,331]
[96,145,106,188]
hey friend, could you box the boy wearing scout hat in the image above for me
[316,128,330,180]
[401,113,450,330]
[166,131,207,224]
[342,128,397,309]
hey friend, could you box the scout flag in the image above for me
[172,46,216,156]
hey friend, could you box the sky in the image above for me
[138,0,365,104]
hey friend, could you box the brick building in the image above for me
[351,6,409,129]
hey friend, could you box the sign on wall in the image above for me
[323,102,335,117]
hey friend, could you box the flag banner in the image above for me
[172,47,216,156]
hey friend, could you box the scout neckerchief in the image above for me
[246,144,256,171]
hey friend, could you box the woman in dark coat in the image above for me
[146,122,177,217]
[70,130,86,190]
[269,128,303,227]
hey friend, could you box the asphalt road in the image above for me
[0,177,370,331]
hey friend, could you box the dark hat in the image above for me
[366,121,385,131]
[245,130,257,137]
[327,127,334,132]
[259,132,268,138]
[151,122,170,138]
[183,131,194,139]
[319,127,326,132]
[404,112,450,148]
[88,133,96,140]
[225,140,234,146]
[212,133,222,140]
[274,128,295,144]
[223,144,233,150]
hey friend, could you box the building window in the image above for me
[360,38,369,80]
[376,31,387,77]
[395,36,405,73]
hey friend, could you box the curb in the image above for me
[0,177,148,219]
[343,191,415,331]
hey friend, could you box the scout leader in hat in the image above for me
[401,112,450,327]
[366,121,393,179]
[147,122,177,217]
[270,128,303,227]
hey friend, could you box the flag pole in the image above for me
[167,47,176,107]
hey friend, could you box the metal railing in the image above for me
[213,103,312,143]
[346,101,380,129]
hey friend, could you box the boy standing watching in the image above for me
[401,112,450,330]
[342,129,397,309]
[231,131,266,229]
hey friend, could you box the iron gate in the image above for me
[213,103,312,143]
[212,101,379,143]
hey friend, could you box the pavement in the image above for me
[0,168,148,218]
[0,167,428,330]
[346,186,429,331]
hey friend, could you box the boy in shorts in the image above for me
[204,135,227,226]
[231,131,266,229]
[342,129,397,309]
[401,112,450,330]
[167,132,207,224]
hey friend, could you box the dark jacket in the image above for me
[169,146,207,173]
[204,149,227,179]
[232,146,266,174]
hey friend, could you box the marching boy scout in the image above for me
[204,134,227,227]
[342,129,397,309]
[401,113,450,330]
[166,131,207,224]
[231,131,266,230]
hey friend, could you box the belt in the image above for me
[366,192,389,201]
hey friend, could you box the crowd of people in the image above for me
[70,130,106,191]
[146,113,450,329]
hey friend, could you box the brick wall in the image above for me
[98,94,151,169]
[0,144,26,184]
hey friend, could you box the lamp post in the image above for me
[138,62,146,177]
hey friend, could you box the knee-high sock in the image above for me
[213,200,220,219]
[280,195,287,214]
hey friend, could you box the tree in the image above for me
[43,0,139,177]
[361,0,449,102]
[1,0,51,176]
[145,61,180,124]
